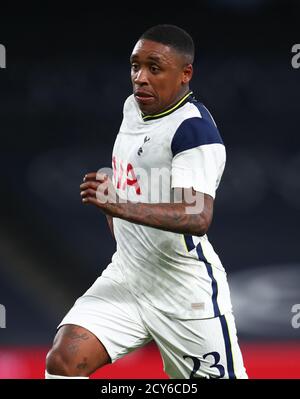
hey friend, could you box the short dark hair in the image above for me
[140,24,195,64]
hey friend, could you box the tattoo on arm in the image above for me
[118,193,212,236]
[124,203,200,234]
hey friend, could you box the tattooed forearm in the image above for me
[116,195,213,236]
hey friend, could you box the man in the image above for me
[46,24,247,379]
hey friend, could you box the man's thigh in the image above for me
[59,267,152,363]
[140,305,247,379]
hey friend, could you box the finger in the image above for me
[83,173,108,183]
[80,181,100,190]
[83,172,97,182]
[80,188,97,199]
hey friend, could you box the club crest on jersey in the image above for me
[137,136,151,156]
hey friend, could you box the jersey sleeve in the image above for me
[171,117,226,199]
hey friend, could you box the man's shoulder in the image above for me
[170,99,201,124]
[170,100,224,156]
[178,99,218,126]
[168,99,218,132]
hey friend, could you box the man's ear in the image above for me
[182,64,193,84]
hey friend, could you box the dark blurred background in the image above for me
[0,0,299,378]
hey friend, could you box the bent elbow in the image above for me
[195,226,208,237]
[193,215,211,236]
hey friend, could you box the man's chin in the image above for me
[135,97,158,115]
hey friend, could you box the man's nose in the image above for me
[134,68,149,85]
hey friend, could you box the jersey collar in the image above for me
[141,91,193,122]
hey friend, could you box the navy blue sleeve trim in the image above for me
[171,117,224,157]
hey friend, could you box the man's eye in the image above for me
[150,65,160,73]
[131,64,139,71]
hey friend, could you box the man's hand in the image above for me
[80,172,120,216]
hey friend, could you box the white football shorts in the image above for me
[58,262,247,379]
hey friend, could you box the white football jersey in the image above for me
[105,92,233,319]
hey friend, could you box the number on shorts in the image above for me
[183,351,225,379]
